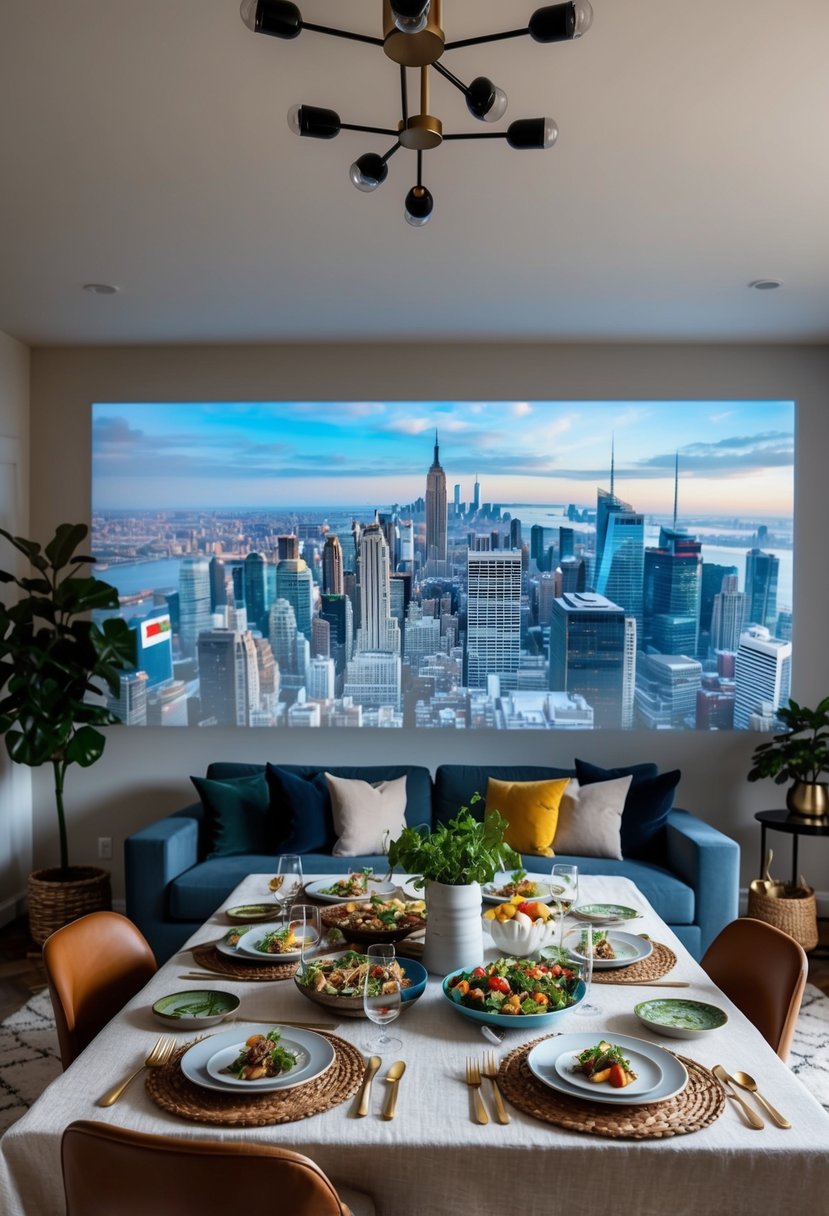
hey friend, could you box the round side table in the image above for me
[755,809,829,888]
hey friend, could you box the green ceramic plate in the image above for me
[225,904,274,921]
[634,998,728,1039]
[572,903,640,923]
[152,989,240,1029]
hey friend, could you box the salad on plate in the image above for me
[224,1029,297,1081]
[446,956,580,1017]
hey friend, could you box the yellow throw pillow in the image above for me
[484,777,571,858]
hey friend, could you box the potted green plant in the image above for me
[747,697,829,819]
[387,793,520,973]
[0,523,137,942]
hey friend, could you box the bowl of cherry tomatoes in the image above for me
[442,956,585,1030]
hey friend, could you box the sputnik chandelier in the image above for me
[239,1,594,225]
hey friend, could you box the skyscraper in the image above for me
[466,551,522,690]
[745,548,780,631]
[710,573,747,653]
[594,506,644,633]
[198,629,253,726]
[129,609,173,688]
[357,523,400,654]
[209,556,227,611]
[108,671,148,726]
[268,598,309,702]
[644,526,702,655]
[734,626,792,729]
[276,534,299,561]
[178,556,212,658]
[276,557,314,640]
[319,592,354,680]
[549,591,627,729]
[321,534,344,595]
[472,474,480,514]
[425,431,448,575]
[635,652,702,729]
[243,552,268,634]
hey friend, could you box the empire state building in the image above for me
[425,430,448,575]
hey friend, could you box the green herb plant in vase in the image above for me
[747,697,829,819]
[387,792,520,974]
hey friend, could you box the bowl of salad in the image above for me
[442,956,585,1030]
[320,896,427,944]
[295,950,428,1016]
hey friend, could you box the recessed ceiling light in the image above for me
[82,282,120,295]
[748,279,782,291]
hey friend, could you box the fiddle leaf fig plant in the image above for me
[747,697,829,786]
[0,523,137,873]
[387,792,520,888]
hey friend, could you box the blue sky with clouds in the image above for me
[91,399,794,516]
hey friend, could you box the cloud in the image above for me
[635,432,794,477]
[511,402,533,417]
[385,416,433,436]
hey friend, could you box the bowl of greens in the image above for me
[442,956,585,1030]
[152,989,240,1029]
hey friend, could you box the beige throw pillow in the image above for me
[552,775,633,859]
[325,772,408,857]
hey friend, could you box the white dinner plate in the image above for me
[565,930,653,970]
[181,1024,335,1094]
[553,1045,663,1097]
[304,877,400,903]
[235,923,319,962]
[482,872,556,904]
[527,1032,688,1106]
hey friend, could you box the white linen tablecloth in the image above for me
[2,875,828,1216]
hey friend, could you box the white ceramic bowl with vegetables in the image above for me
[483,899,557,956]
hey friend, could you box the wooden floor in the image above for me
[2,914,828,1024]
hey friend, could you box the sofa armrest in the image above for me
[665,809,740,956]
[125,813,200,948]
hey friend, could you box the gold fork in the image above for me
[97,1035,177,1107]
[481,1051,510,1123]
[465,1057,489,1124]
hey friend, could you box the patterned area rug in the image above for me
[1,984,828,1136]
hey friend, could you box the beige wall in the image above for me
[28,342,829,903]
[0,331,31,919]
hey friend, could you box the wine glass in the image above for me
[551,863,578,955]
[270,854,303,916]
[575,924,601,1018]
[362,944,402,1054]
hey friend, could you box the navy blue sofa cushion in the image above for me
[266,765,334,853]
[575,759,681,862]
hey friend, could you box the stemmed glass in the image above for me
[287,903,320,974]
[551,863,578,955]
[362,943,402,1054]
[270,854,303,917]
[574,924,601,1018]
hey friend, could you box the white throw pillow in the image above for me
[325,772,408,857]
[552,776,633,859]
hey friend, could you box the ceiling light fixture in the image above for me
[82,283,119,295]
[240,0,594,226]
[748,279,782,291]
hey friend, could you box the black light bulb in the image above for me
[466,76,508,123]
[240,0,303,38]
[506,117,558,149]
[404,184,434,227]
[390,1,431,34]
[528,1,593,43]
[350,153,389,192]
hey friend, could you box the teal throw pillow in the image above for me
[191,773,273,859]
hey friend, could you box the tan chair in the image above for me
[62,1121,376,1216]
[43,911,157,1068]
[701,915,808,1061]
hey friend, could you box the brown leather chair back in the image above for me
[62,1121,359,1216]
[43,911,157,1068]
[701,915,808,1061]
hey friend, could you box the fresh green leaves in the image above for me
[0,523,137,871]
[387,793,520,887]
[747,697,829,785]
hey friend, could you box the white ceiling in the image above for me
[1,0,829,347]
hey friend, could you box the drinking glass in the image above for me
[576,925,601,1018]
[551,863,578,954]
[270,854,303,915]
[362,944,402,1053]
[287,903,320,973]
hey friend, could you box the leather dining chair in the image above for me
[62,1121,376,1216]
[701,915,808,1061]
[43,910,157,1069]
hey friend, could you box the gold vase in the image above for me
[785,781,829,820]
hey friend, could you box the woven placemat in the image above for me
[592,940,677,984]
[146,1033,364,1126]
[498,1034,724,1139]
[190,943,299,982]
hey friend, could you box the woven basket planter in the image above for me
[746,886,818,952]
[27,866,112,945]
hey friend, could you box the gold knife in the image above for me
[382,1060,406,1120]
[356,1055,381,1117]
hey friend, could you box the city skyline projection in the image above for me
[91,400,794,732]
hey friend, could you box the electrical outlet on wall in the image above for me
[97,836,112,860]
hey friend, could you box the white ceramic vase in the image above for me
[421,879,483,975]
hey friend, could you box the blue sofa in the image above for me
[125,762,739,963]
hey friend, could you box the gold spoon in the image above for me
[712,1065,764,1129]
[356,1055,381,1117]
[730,1071,791,1129]
[381,1060,406,1120]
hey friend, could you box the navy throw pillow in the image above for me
[191,773,273,859]
[266,765,334,854]
[574,759,681,861]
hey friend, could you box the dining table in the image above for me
[1,873,828,1216]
